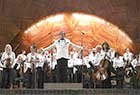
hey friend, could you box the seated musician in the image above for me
[113,52,125,88]
[1,44,15,89]
[17,50,27,62]
[11,55,24,88]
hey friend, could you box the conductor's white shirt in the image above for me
[44,38,82,60]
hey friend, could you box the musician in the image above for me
[44,31,83,83]
[95,45,104,66]
[35,48,45,88]
[113,52,125,88]
[26,44,37,88]
[1,44,15,89]
[101,42,114,61]
[123,48,133,65]
[43,51,53,82]
[88,48,97,69]
[67,51,74,82]
[73,51,83,83]
[131,54,140,69]
[0,53,3,88]
[100,42,115,88]
[11,55,24,88]
[17,50,27,61]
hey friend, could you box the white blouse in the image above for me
[1,52,15,68]
[113,56,125,68]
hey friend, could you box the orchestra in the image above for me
[0,37,140,89]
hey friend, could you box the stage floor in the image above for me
[0,89,139,95]
[0,89,140,95]
[0,83,139,95]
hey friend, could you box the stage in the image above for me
[0,89,139,95]
[0,83,139,95]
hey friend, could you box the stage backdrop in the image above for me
[0,0,140,53]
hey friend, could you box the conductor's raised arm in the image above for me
[69,40,83,50]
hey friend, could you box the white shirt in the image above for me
[17,54,27,61]
[84,57,90,68]
[44,38,82,60]
[88,52,99,66]
[73,57,83,66]
[123,52,133,62]
[27,52,38,64]
[88,52,96,62]
[1,52,15,68]
[0,62,3,71]
[68,58,74,68]
[35,54,45,68]
[11,59,21,70]
[26,52,38,71]
[94,52,102,66]
[100,50,113,61]
[113,56,124,68]
[47,53,57,70]
[131,58,140,68]
[24,62,32,73]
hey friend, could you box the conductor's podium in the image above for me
[44,83,83,90]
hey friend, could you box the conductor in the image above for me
[44,31,83,82]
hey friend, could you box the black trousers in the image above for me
[24,68,32,88]
[57,58,68,83]
[2,68,11,88]
[36,67,44,89]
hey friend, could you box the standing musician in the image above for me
[26,44,38,88]
[113,52,125,88]
[88,48,97,70]
[35,48,45,89]
[99,42,116,88]
[73,51,83,83]
[44,31,83,83]
[128,53,140,88]
[68,51,74,83]
[1,44,15,89]
[0,54,3,88]
[131,54,140,69]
